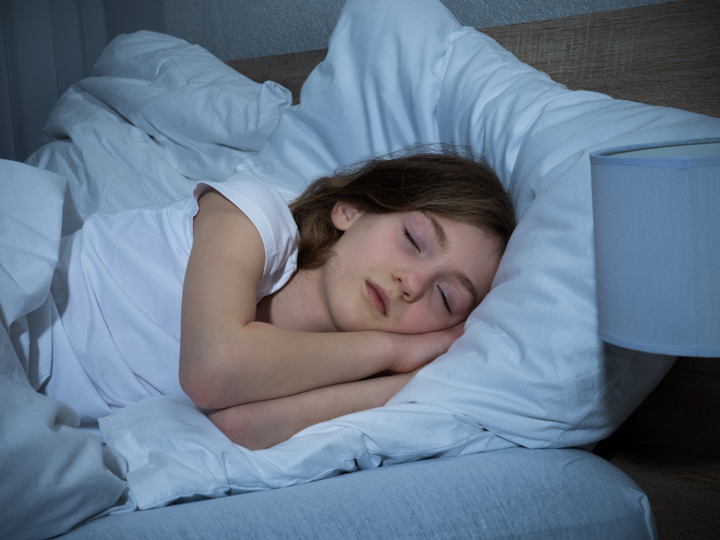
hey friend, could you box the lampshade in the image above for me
[591,138,720,357]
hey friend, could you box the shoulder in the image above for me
[194,177,297,245]
[193,176,299,299]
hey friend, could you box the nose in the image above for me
[394,268,431,302]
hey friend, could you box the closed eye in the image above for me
[404,228,421,252]
[437,285,452,314]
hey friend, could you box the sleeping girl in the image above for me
[41,147,515,450]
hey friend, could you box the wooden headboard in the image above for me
[228,0,719,118]
[227,2,720,537]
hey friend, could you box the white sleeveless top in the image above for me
[43,177,298,432]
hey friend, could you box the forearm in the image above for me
[181,321,398,409]
[208,373,413,450]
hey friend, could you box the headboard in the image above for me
[227,0,719,118]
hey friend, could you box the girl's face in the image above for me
[315,203,502,334]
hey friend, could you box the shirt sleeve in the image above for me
[191,174,299,302]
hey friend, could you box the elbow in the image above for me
[208,408,249,446]
[182,378,221,410]
[208,404,277,451]
[179,363,219,410]
[179,344,247,410]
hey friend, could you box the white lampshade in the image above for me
[591,138,720,357]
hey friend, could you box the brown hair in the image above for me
[289,146,516,269]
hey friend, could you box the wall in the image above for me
[164,0,675,62]
[1,0,674,161]
[1,0,165,161]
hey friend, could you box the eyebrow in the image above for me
[424,213,479,307]
[425,213,448,249]
[456,272,479,308]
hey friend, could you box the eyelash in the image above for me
[404,228,420,251]
[404,228,452,314]
[438,285,451,314]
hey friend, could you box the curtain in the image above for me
[0,0,164,161]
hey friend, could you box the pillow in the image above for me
[239,0,456,194]
[243,0,720,448]
[430,30,720,446]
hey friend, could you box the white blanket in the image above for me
[0,161,132,540]
[27,30,293,224]
[1,30,293,538]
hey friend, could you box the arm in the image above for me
[180,191,457,410]
[208,373,414,450]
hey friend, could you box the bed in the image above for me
[1,1,718,539]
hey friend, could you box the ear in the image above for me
[330,201,363,231]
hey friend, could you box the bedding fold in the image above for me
[0,160,133,540]
[27,31,292,222]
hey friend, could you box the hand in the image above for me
[388,324,464,374]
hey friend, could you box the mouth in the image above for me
[365,281,389,317]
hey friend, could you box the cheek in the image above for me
[326,290,365,332]
[394,303,446,334]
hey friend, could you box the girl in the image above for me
[43,147,516,449]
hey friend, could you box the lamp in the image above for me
[591,138,720,357]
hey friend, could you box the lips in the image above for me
[365,281,390,317]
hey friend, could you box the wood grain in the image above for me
[226,0,719,116]
[594,356,720,540]
[481,0,720,117]
[226,49,326,105]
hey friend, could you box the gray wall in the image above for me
[1,0,165,162]
[164,0,675,62]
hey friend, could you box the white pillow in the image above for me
[244,0,720,448]
[238,0,456,194]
